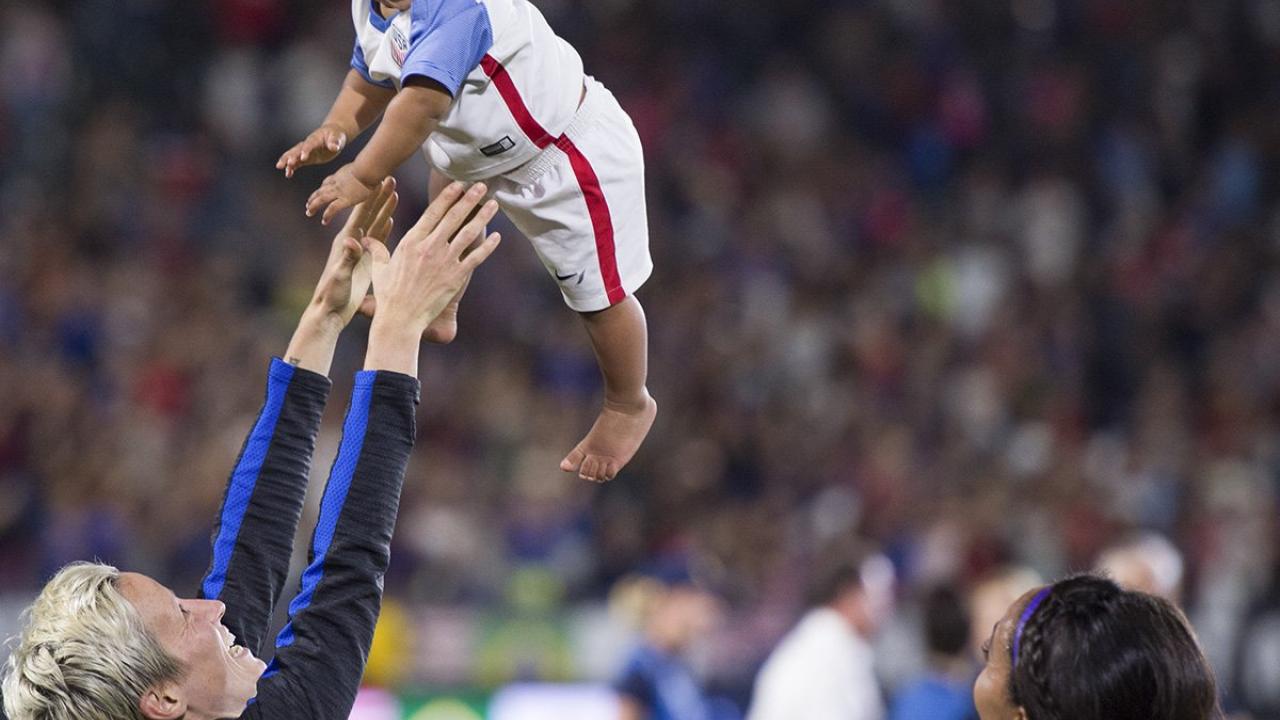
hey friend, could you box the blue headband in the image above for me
[1012,586,1053,667]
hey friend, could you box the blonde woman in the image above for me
[2,179,501,720]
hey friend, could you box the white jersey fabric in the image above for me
[748,608,886,720]
[351,0,585,181]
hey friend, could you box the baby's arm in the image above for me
[278,70,396,178]
[305,79,453,224]
[305,0,493,225]
[352,79,453,190]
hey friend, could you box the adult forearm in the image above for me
[284,309,344,376]
[364,319,421,377]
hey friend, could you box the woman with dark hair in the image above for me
[973,574,1221,720]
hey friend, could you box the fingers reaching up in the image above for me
[366,182,501,338]
[341,177,398,242]
[362,181,502,374]
[304,176,398,326]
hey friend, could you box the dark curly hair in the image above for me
[1009,574,1221,720]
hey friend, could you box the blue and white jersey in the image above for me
[351,0,586,181]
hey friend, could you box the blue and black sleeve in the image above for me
[242,369,420,720]
[198,358,331,655]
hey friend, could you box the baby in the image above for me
[279,0,655,482]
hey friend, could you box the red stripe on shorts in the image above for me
[480,54,555,149]
[557,135,624,306]
[481,54,625,306]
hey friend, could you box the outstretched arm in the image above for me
[305,80,452,224]
[305,0,494,224]
[245,182,500,719]
[198,180,398,655]
[278,69,397,179]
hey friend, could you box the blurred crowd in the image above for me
[3,0,1280,716]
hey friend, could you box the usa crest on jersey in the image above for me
[390,25,408,67]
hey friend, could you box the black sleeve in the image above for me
[198,358,331,655]
[241,369,419,720]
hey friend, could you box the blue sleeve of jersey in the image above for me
[351,39,394,88]
[402,0,494,96]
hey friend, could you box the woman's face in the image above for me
[973,587,1041,720]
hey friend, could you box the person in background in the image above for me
[1232,552,1280,718]
[889,585,977,720]
[973,574,1219,720]
[1095,532,1185,602]
[967,566,1043,669]
[612,562,728,720]
[747,544,895,720]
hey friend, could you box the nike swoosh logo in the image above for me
[556,272,579,281]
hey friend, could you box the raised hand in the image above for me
[366,182,500,333]
[307,176,398,326]
[362,182,501,374]
[284,176,396,374]
[277,124,349,179]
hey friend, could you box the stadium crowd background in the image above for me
[2,0,1280,717]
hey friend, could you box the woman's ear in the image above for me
[139,682,186,720]
[1013,706,1030,720]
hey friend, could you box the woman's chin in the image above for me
[230,648,267,683]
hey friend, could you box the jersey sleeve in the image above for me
[198,358,331,656]
[402,0,494,96]
[351,38,394,88]
[240,369,420,720]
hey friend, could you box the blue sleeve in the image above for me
[241,370,420,720]
[351,39,395,88]
[198,359,331,656]
[402,0,494,96]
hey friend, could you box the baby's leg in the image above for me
[561,296,657,482]
[489,78,656,481]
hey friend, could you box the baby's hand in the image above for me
[307,164,379,225]
[277,124,348,178]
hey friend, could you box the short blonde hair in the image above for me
[2,563,185,720]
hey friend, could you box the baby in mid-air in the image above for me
[279,0,655,483]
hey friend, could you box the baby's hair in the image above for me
[1009,574,1220,720]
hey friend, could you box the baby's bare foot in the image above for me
[560,392,657,482]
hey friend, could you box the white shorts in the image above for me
[481,76,653,313]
